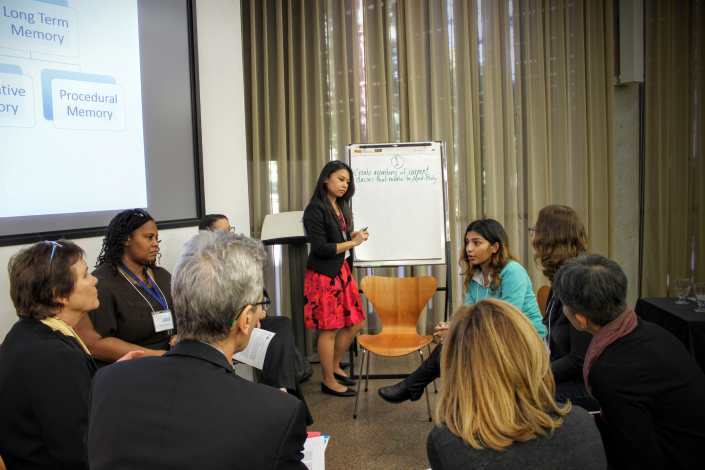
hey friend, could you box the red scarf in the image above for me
[583,306,638,397]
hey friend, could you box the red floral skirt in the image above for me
[304,261,366,330]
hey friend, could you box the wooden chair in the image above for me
[537,285,551,317]
[353,275,438,420]
[0,453,7,470]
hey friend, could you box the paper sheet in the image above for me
[351,152,445,262]
[232,328,275,370]
[302,435,326,470]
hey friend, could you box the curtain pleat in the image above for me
[643,0,702,296]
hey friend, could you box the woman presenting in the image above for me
[303,161,368,397]
[75,209,175,365]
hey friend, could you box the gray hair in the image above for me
[551,253,627,327]
[171,230,267,342]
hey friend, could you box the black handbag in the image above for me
[294,345,313,383]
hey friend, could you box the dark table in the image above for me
[635,297,705,373]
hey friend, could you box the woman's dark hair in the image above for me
[458,219,517,294]
[310,160,355,234]
[199,214,227,231]
[9,240,85,320]
[96,209,158,268]
[532,205,588,283]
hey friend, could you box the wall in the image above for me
[611,83,641,307]
[0,0,249,341]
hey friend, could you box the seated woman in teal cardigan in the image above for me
[378,218,545,404]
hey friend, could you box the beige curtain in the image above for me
[474,0,614,288]
[642,0,704,297]
[243,0,615,333]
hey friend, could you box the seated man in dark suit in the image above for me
[86,230,307,470]
[552,253,705,470]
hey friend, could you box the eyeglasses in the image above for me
[255,298,271,312]
[47,241,63,265]
[228,227,236,233]
[528,227,536,237]
[231,297,273,325]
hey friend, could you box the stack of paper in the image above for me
[303,432,329,470]
[232,328,275,370]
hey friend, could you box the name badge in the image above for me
[152,310,174,333]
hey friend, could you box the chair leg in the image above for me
[420,350,432,422]
[353,349,367,419]
[365,349,371,392]
[428,344,438,394]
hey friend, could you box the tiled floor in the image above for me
[301,349,440,470]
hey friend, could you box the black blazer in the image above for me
[303,198,353,278]
[87,340,308,470]
[0,317,97,470]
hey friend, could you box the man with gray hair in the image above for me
[552,253,705,470]
[86,231,308,469]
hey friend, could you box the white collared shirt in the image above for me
[472,269,491,288]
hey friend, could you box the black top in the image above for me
[0,317,97,470]
[542,288,594,382]
[427,407,606,470]
[88,263,174,364]
[87,340,308,470]
[589,318,705,470]
[303,198,353,279]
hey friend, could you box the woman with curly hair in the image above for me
[532,204,599,411]
[427,300,605,469]
[379,219,545,404]
[75,209,175,365]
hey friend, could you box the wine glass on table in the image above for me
[675,277,691,304]
[695,284,705,313]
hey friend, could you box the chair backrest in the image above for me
[537,285,550,317]
[360,276,438,335]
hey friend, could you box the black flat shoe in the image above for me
[322,383,356,397]
[378,382,424,404]
[334,372,356,386]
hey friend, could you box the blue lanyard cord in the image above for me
[119,263,169,311]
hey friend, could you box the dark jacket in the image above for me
[86,340,308,470]
[589,318,705,470]
[427,407,605,470]
[303,198,353,279]
[0,317,97,470]
[542,288,594,382]
[89,263,175,365]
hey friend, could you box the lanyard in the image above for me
[119,263,168,311]
[546,297,555,341]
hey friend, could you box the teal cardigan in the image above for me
[464,260,546,337]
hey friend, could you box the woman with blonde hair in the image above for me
[533,204,598,411]
[427,299,605,469]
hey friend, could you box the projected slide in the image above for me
[0,0,146,218]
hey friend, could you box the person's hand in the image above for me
[351,229,369,246]
[169,335,178,348]
[259,309,266,321]
[434,322,449,343]
[117,350,145,362]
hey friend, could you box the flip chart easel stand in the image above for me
[347,141,453,381]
